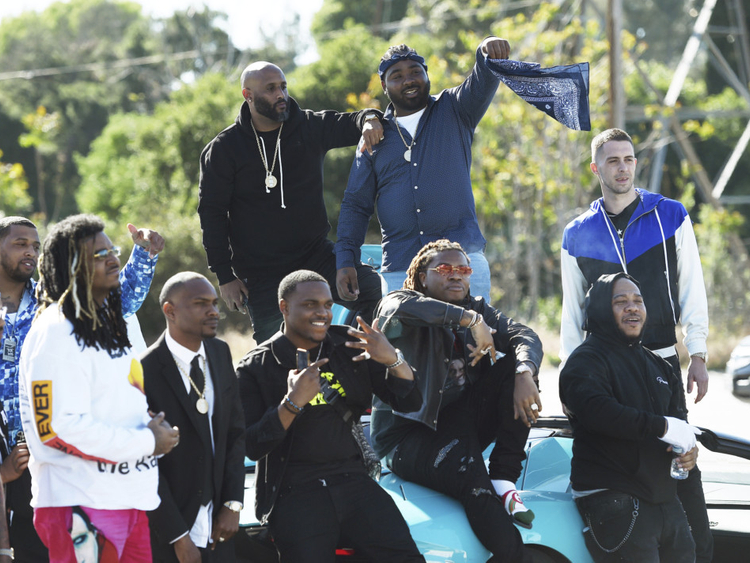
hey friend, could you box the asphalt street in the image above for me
[539,368,750,484]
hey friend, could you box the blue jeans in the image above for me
[381,250,491,301]
[244,239,382,345]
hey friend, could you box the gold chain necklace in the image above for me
[393,112,414,162]
[250,119,283,189]
[174,355,209,414]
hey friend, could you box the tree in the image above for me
[76,71,238,339]
[0,0,251,223]
[311,0,410,41]
[0,150,33,216]
[18,107,60,219]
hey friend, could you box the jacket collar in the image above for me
[589,188,663,217]
[268,327,351,369]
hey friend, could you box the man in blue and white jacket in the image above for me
[559,128,712,562]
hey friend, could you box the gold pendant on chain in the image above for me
[196,398,209,414]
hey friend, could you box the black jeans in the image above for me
[664,354,714,563]
[244,239,382,345]
[390,361,532,563]
[7,470,49,563]
[151,536,236,563]
[269,472,424,563]
[576,491,695,562]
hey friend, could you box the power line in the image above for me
[0,50,200,81]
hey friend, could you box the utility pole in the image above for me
[607,0,625,129]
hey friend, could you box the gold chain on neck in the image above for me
[174,354,207,401]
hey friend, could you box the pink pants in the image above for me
[34,506,151,563]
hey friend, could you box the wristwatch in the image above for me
[223,501,243,513]
[515,363,533,376]
[691,352,708,363]
[364,113,379,122]
[385,349,405,370]
[0,547,13,560]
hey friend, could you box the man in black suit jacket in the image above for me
[142,272,245,562]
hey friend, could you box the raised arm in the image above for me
[119,224,163,317]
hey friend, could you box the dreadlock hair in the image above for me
[36,214,131,354]
[403,239,469,294]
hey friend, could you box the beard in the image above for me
[0,256,34,283]
[254,96,289,122]
[388,79,431,113]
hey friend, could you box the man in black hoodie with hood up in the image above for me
[560,273,701,563]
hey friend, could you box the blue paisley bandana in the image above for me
[488,59,591,131]
[378,52,428,79]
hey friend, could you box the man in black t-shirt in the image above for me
[237,270,424,562]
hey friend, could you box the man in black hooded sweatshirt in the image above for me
[559,273,701,563]
[198,62,384,344]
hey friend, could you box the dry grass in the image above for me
[218,327,257,367]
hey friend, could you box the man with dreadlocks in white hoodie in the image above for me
[18,214,179,563]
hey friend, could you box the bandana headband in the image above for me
[378,52,428,79]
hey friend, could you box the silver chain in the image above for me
[393,112,414,153]
[249,119,283,181]
[585,496,639,553]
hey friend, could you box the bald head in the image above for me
[159,271,208,307]
[160,272,220,350]
[241,61,284,89]
[241,62,290,127]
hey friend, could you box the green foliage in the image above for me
[694,205,750,333]
[0,150,33,215]
[290,25,389,111]
[311,0,410,42]
[76,72,239,339]
[0,0,251,224]
[466,6,609,316]
[77,72,237,224]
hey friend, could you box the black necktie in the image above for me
[190,355,204,395]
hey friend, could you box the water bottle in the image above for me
[670,446,689,480]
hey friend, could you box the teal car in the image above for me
[235,246,750,561]
[236,417,750,562]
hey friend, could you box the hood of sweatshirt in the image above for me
[583,272,646,348]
